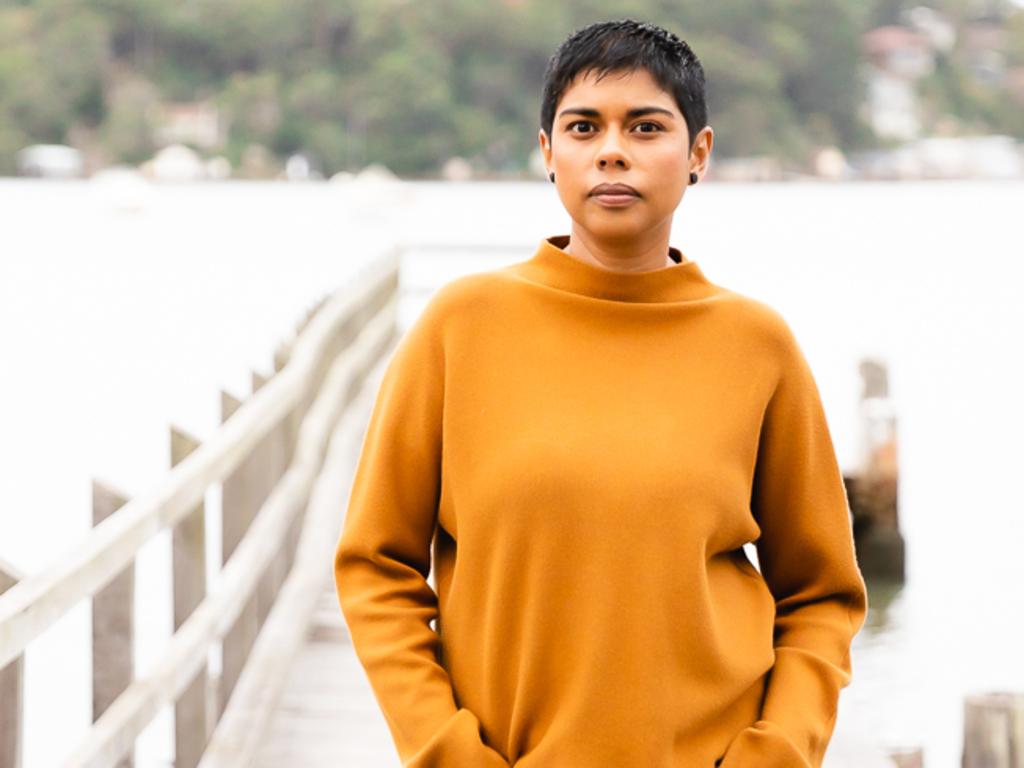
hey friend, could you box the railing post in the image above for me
[171,426,209,768]
[273,339,300,464]
[91,480,133,768]
[250,371,281,629]
[0,558,24,768]
[217,391,259,719]
[273,341,302,575]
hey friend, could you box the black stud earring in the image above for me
[549,172,555,183]
[689,172,698,185]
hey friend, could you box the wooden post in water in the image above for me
[962,691,1024,768]
[0,557,24,768]
[218,391,259,718]
[888,746,925,767]
[91,480,133,768]
[171,426,209,768]
[847,357,905,581]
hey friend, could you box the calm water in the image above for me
[1,177,1021,767]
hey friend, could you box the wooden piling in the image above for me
[847,357,905,581]
[962,691,1024,768]
[888,746,924,767]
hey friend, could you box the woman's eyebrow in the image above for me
[557,106,675,120]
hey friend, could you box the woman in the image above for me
[334,18,868,768]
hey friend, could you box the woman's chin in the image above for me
[573,216,650,242]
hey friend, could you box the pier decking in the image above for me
[253,588,399,767]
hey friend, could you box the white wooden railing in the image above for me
[0,246,400,768]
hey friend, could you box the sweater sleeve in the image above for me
[333,296,510,768]
[719,321,869,768]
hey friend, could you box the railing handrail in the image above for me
[0,246,399,671]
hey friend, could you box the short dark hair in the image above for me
[539,18,708,155]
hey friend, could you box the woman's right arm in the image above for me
[334,294,509,768]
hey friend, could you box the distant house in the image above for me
[860,25,936,142]
[862,25,935,79]
[15,144,84,178]
[153,101,223,150]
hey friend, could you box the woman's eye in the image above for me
[566,121,662,135]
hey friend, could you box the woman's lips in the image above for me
[592,192,640,207]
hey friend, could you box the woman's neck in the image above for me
[563,227,678,273]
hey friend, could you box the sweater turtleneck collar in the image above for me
[512,234,719,304]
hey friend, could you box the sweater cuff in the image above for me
[404,707,510,768]
[717,719,812,768]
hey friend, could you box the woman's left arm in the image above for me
[720,321,869,768]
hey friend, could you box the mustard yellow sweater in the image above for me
[334,234,869,768]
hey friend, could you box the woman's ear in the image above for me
[538,128,552,162]
[539,128,555,183]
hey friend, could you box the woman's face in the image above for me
[539,67,711,244]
